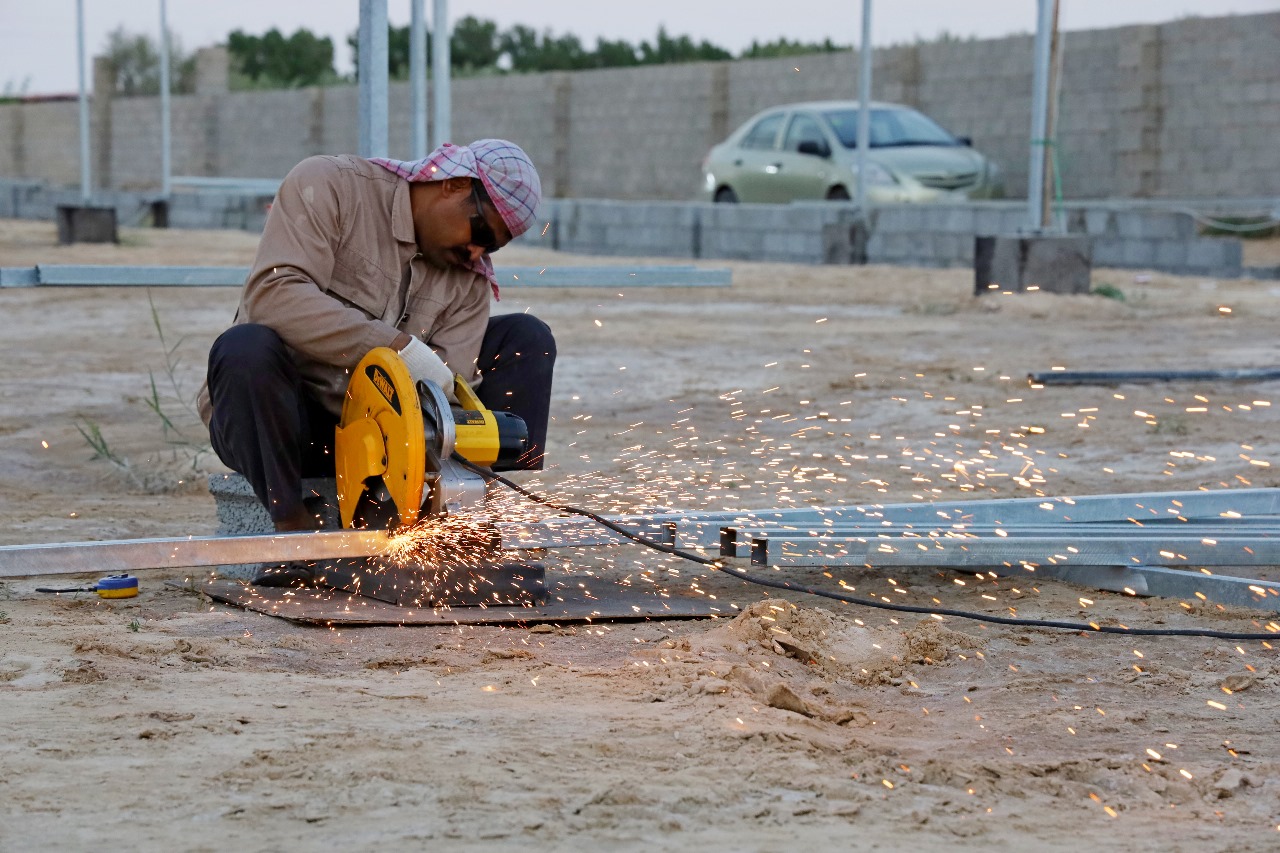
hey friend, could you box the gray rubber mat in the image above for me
[176,574,732,626]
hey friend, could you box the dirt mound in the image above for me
[678,599,984,687]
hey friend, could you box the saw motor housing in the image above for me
[334,346,528,530]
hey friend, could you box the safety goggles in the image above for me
[469,182,501,254]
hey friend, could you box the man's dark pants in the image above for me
[206,315,555,523]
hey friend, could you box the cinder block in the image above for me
[762,230,820,258]
[1121,240,1158,267]
[1083,209,1114,235]
[1186,238,1243,273]
[938,208,977,233]
[701,229,760,260]
[56,205,117,244]
[1090,238,1126,267]
[974,235,1092,295]
[206,473,339,579]
[1154,240,1189,269]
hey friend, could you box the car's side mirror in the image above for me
[797,140,831,158]
[956,136,973,147]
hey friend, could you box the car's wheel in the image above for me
[826,186,851,201]
[714,187,739,203]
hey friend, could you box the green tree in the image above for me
[740,37,847,59]
[102,27,197,96]
[539,33,591,71]
[639,27,732,65]
[498,24,541,72]
[593,37,641,68]
[387,24,414,79]
[451,15,500,71]
[227,28,337,89]
[351,17,498,79]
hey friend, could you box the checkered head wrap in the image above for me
[371,139,542,299]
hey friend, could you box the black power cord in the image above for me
[455,455,1280,641]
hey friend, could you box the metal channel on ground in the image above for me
[993,564,1280,610]
[717,523,1280,558]
[502,489,1280,551]
[0,265,730,289]
[1029,368,1280,386]
[496,518,674,549]
[749,534,1280,569]
[0,530,390,578]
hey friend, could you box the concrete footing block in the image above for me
[974,235,1092,296]
[206,473,339,578]
[55,205,118,244]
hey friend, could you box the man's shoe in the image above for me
[251,561,317,587]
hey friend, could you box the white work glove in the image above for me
[398,337,457,402]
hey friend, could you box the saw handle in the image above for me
[449,376,528,471]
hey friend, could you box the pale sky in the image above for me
[2,0,1278,95]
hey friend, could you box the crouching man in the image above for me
[197,140,554,585]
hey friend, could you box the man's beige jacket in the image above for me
[198,154,490,424]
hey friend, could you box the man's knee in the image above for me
[514,314,556,361]
[487,313,556,361]
[209,323,290,378]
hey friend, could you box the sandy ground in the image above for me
[4,217,1280,851]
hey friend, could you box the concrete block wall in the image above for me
[447,72,563,197]
[1157,15,1280,199]
[2,101,81,185]
[1,11,1276,203]
[547,199,700,258]
[531,197,1249,277]
[564,63,721,201]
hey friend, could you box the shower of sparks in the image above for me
[241,346,1280,639]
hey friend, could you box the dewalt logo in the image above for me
[367,364,401,414]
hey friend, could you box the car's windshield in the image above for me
[823,108,958,148]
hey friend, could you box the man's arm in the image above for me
[239,156,401,368]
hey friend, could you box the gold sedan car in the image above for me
[700,100,1004,203]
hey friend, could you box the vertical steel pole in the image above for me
[76,0,91,202]
[1027,0,1054,233]
[410,0,427,157]
[1040,0,1063,231]
[158,0,171,197]
[358,0,389,158]
[432,0,451,147]
[855,0,872,210]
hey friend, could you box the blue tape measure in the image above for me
[35,573,139,598]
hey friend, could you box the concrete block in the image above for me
[1113,211,1196,240]
[762,230,821,258]
[701,229,760,260]
[1083,209,1114,235]
[874,232,917,261]
[1186,238,1243,273]
[1121,240,1158,267]
[56,205,118,244]
[974,235,1092,295]
[972,208,1011,234]
[783,202,848,231]
[1154,240,1189,269]
[936,207,977,233]
[1090,238,1126,267]
[206,473,339,579]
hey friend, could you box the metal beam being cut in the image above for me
[0,530,392,579]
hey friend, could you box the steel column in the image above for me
[357,0,389,158]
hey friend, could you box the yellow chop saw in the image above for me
[320,346,546,607]
[335,345,528,528]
